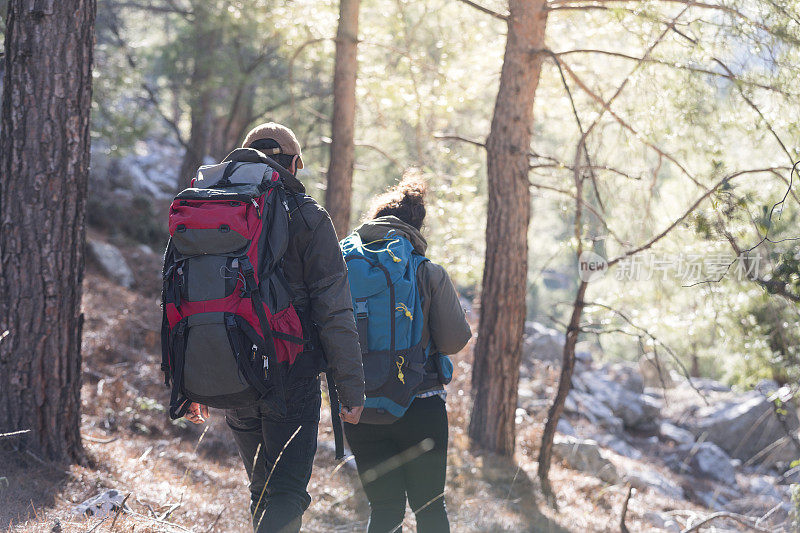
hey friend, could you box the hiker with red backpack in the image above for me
[161,123,364,532]
[340,174,472,533]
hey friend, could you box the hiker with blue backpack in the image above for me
[161,123,365,533]
[340,174,472,533]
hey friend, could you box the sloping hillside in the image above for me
[1,234,793,532]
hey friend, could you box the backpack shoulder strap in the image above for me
[286,192,314,230]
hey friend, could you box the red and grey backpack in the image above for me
[160,148,305,419]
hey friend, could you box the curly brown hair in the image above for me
[367,170,427,229]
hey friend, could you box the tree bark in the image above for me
[537,280,587,498]
[468,0,548,456]
[176,1,215,190]
[324,0,360,238]
[0,0,96,463]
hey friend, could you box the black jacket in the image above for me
[281,174,365,407]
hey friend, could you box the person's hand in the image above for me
[339,405,363,424]
[184,402,208,424]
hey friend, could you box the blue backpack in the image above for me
[341,230,429,424]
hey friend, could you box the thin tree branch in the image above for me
[106,14,188,149]
[721,229,800,304]
[582,6,689,140]
[547,0,774,33]
[435,132,567,166]
[111,0,193,17]
[288,37,330,119]
[542,50,605,213]
[607,168,783,267]
[679,511,772,533]
[583,301,708,401]
[530,162,642,181]
[319,136,404,170]
[667,26,796,164]
[557,59,703,189]
[454,0,509,21]
[552,49,788,94]
[433,133,487,150]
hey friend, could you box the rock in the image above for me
[755,379,780,395]
[686,391,800,467]
[627,467,684,499]
[644,511,681,532]
[680,376,731,392]
[593,433,642,459]
[552,436,621,484]
[724,496,791,524]
[571,373,587,393]
[72,489,127,518]
[747,475,783,500]
[87,240,134,288]
[692,489,729,511]
[566,389,624,433]
[557,418,575,436]
[135,243,155,256]
[659,422,695,444]
[574,340,595,366]
[581,371,661,430]
[575,350,593,365]
[639,353,676,388]
[523,321,563,364]
[680,442,737,485]
[604,362,644,394]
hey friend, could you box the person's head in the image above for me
[367,170,427,230]
[242,122,304,175]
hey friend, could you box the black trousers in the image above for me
[225,376,321,533]
[344,395,450,533]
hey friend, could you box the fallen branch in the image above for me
[124,510,192,532]
[620,485,633,533]
[81,434,118,444]
[109,492,131,530]
[679,511,772,533]
[0,429,30,438]
[86,516,108,533]
[205,507,225,533]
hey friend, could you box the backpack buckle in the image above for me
[354,300,368,318]
[239,256,254,275]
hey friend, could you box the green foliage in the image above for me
[135,396,165,412]
[792,483,800,529]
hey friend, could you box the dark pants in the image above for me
[225,376,321,533]
[344,395,450,533]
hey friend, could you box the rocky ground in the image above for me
[1,233,797,532]
[519,321,798,531]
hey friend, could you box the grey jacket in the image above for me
[281,176,365,407]
[356,216,472,390]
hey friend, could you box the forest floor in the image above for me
[0,235,746,532]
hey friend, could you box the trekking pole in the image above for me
[325,371,346,460]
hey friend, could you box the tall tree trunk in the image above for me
[324,0,360,238]
[210,84,254,159]
[468,0,548,456]
[0,0,96,463]
[537,280,588,498]
[176,1,214,190]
